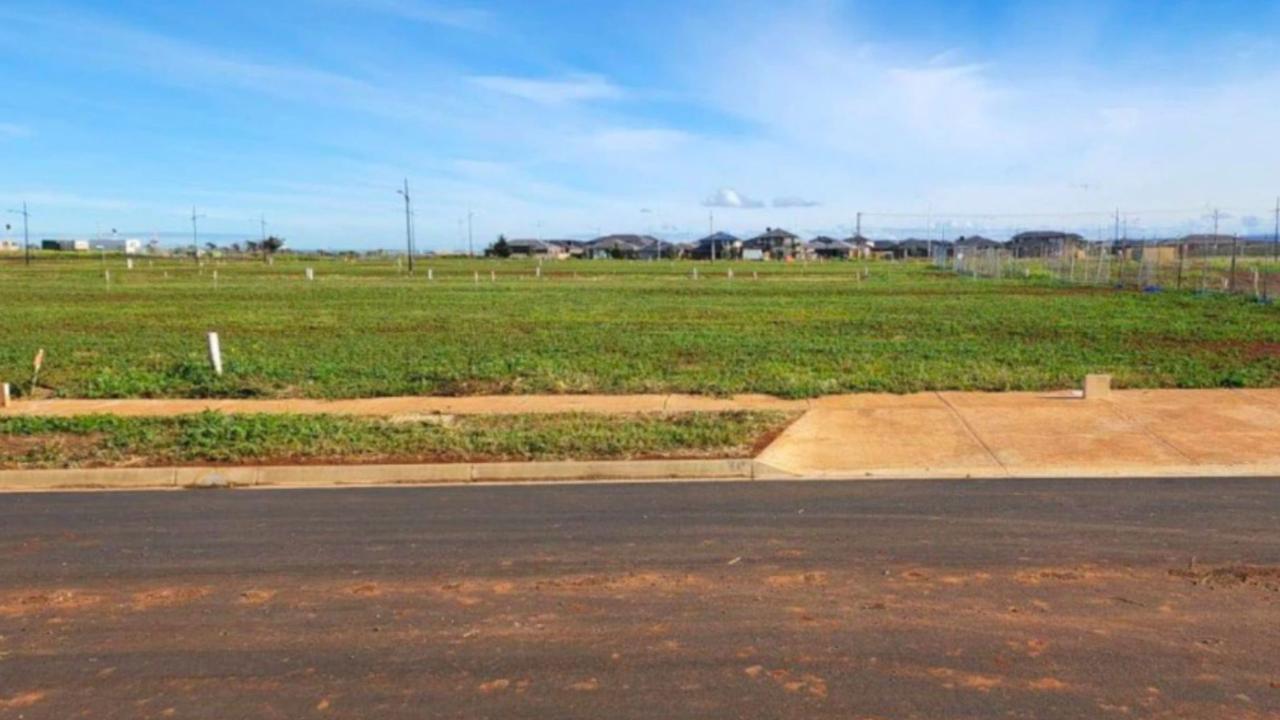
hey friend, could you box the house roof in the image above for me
[1010,231,1085,242]
[954,235,1001,247]
[506,239,564,251]
[693,232,740,247]
[808,236,853,249]
[588,234,659,250]
[843,234,873,245]
[750,228,799,241]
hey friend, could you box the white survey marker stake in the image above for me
[1,382,10,408]
[207,332,224,376]
[305,267,315,281]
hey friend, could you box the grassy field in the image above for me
[0,410,790,469]
[2,253,1278,399]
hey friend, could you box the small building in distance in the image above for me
[41,238,90,252]
[953,235,1003,254]
[870,239,898,259]
[585,234,661,259]
[0,239,19,253]
[743,228,805,260]
[1007,231,1088,258]
[505,239,570,259]
[689,232,740,260]
[89,237,144,255]
[807,236,855,259]
[844,234,875,259]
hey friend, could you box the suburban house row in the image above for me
[492,229,1279,261]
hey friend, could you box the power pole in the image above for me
[259,214,267,243]
[8,201,30,266]
[191,206,205,261]
[708,210,716,262]
[1272,196,1278,262]
[397,179,415,274]
[467,210,474,258]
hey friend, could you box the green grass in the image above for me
[1,254,1278,398]
[0,411,791,469]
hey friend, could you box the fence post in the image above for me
[207,332,223,376]
[1229,235,1239,293]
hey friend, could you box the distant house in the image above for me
[807,236,855,259]
[843,234,875,259]
[638,238,680,260]
[89,237,144,255]
[1008,231,1088,258]
[895,239,936,259]
[506,239,569,259]
[870,240,898,259]
[744,228,805,260]
[0,240,19,253]
[954,235,1003,253]
[41,238,90,252]
[586,234,662,259]
[689,232,740,260]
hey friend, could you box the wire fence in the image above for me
[947,240,1280,302]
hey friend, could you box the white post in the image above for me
[692,267,698,280]
[427,268,434,281]
[753,270,758,280]
[104,270,111,287]
[305,267,314,281]
[474,271,479,285]
[213,270,219,289]
[491,270,496,282]
[207,332,223,377]
[126,258,134,270]
[536,265,541,279]
[727,268,733,280]
[1,382,10,408]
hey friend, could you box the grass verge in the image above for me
[0,411,795,469]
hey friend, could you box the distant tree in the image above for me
[204,242,218,254]
[490,234,511,258]
[230,242,242,254]
[261,236,286,256]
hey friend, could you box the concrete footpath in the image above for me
[757,388,1280,479]
[2,388,1280,489]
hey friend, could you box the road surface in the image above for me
[2,478,1279,719]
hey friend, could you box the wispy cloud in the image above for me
[470,74,625,104]
[703,188,763,209]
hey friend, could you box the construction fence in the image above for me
[946,241,1280,302]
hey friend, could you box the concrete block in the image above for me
[1084,374,1112,400]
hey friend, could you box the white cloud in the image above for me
[703,188,763,209]
[470,74,625,104]
[586,128,689,153]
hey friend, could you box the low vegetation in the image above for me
[0,411,793,469]
[1,255,1278,399]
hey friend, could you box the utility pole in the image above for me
[8,201,30,266]
[708,210,716,262]
[1272,196,1278,263]
[397,179,415,274]
[259,214,267,243]
[191,206,205,262]
[467,210,474,258]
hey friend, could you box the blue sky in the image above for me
[2,0,1278,249]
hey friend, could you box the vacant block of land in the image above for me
[2,257,1277,399]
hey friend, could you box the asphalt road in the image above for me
[2,478,1279,719]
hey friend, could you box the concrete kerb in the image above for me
[0,458,758,491]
